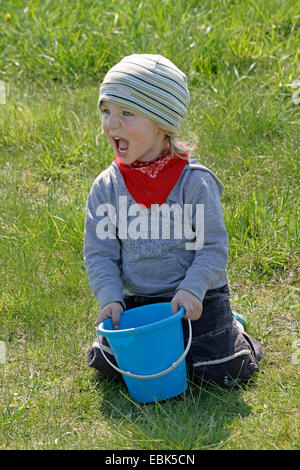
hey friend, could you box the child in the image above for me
[84,54,263,386]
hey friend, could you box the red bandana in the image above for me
[115,150,188,208]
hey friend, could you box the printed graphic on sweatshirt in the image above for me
[126,238,184,259]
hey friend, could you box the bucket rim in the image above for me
[97,303,185,337]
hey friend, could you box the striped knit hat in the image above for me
[98,54,190,136]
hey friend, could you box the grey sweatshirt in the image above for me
[83,157,228,309]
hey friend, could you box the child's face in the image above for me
[101,101,167,165]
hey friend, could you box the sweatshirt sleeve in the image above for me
[176,172,228,302]
[83,175,125,310]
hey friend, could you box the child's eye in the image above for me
[122,110,133,117]
[101,107,110,115]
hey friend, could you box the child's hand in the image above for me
[94,302,124,329]
[171,289,203,321]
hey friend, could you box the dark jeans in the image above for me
[86,285,263,386]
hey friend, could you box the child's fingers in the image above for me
[182,304,194,320]
[183,303,203,321]
[111,306,122,329]
[94,310,108,327]
[171,298,181,314]
[171,290,203,321]
[94,303,123,327]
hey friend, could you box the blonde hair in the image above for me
[163,130,198,161]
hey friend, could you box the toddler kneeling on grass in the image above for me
[84,54,263,387]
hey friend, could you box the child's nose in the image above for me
[106,114,120,129]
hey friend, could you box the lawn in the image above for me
[0,0,299,450]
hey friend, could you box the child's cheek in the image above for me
[102,125,110,140]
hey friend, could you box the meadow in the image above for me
[0,0,299,450]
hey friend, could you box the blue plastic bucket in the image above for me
[96,303,192,403]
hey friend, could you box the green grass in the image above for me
[0,0,299,450]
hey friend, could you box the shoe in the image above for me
[232,311,246,332]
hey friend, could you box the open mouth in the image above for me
[113,137,129,154]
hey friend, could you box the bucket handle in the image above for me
[96,310,192,380]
